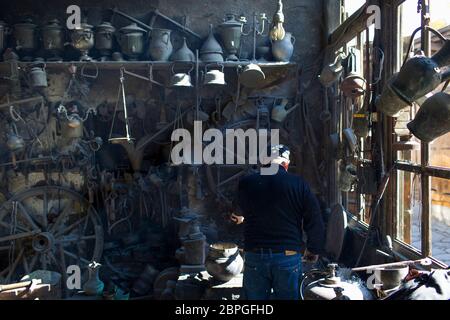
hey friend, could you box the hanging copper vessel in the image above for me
[378,40,450,117]
[218,14,243,61]
[407,92,450,143]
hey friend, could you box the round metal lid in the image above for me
[96,21,116,32]
[220,14,243,27]
[119,23,146,34]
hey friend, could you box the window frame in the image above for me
[388,0,449,266]
[331,0,449,268]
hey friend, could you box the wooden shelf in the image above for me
[0,60,296,72]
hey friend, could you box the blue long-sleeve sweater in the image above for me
[238,165,326,255]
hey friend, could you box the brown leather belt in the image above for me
[247,248,299,256]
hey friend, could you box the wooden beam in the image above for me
[395,161,450,180]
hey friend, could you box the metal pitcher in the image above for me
[41,19,64,61]
[271,99,298,122]
[147,28,173,61]
[117,23,146,61]
[271,32,295,62]
[203,63,226,85]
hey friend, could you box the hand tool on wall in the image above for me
[110,7,201,40]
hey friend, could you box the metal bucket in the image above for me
[239,63,265,88]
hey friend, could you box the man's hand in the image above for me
[230,213,244,225]
[302,249,319,263]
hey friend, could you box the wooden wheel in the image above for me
[0,186,103,284]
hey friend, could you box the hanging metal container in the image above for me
[200,24,223,63]
[218,14,243,61]
[147,28,173,61]
[41,19,64,61]
[378,40,450,117]
[170,63,194,87]
[239,63,265,88]
[95,21,116,61]
[29,64,48,88]
[407,92,450,143]
[70,22,94,61]
[170,37,195,62]
[203,63,226,85]
[117,23,146,61]
[340,73,367,98]
[13,18,38,60]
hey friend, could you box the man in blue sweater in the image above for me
[231,144,325,300]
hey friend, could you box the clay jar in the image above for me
[206,242,243,282]
[147,28,173,61]
[271,32,295,62]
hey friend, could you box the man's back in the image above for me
[238,165,325,254]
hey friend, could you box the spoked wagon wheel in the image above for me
[0,186,103,287]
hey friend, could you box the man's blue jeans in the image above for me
[242,250,302,300]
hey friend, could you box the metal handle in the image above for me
[81,63,99,79]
